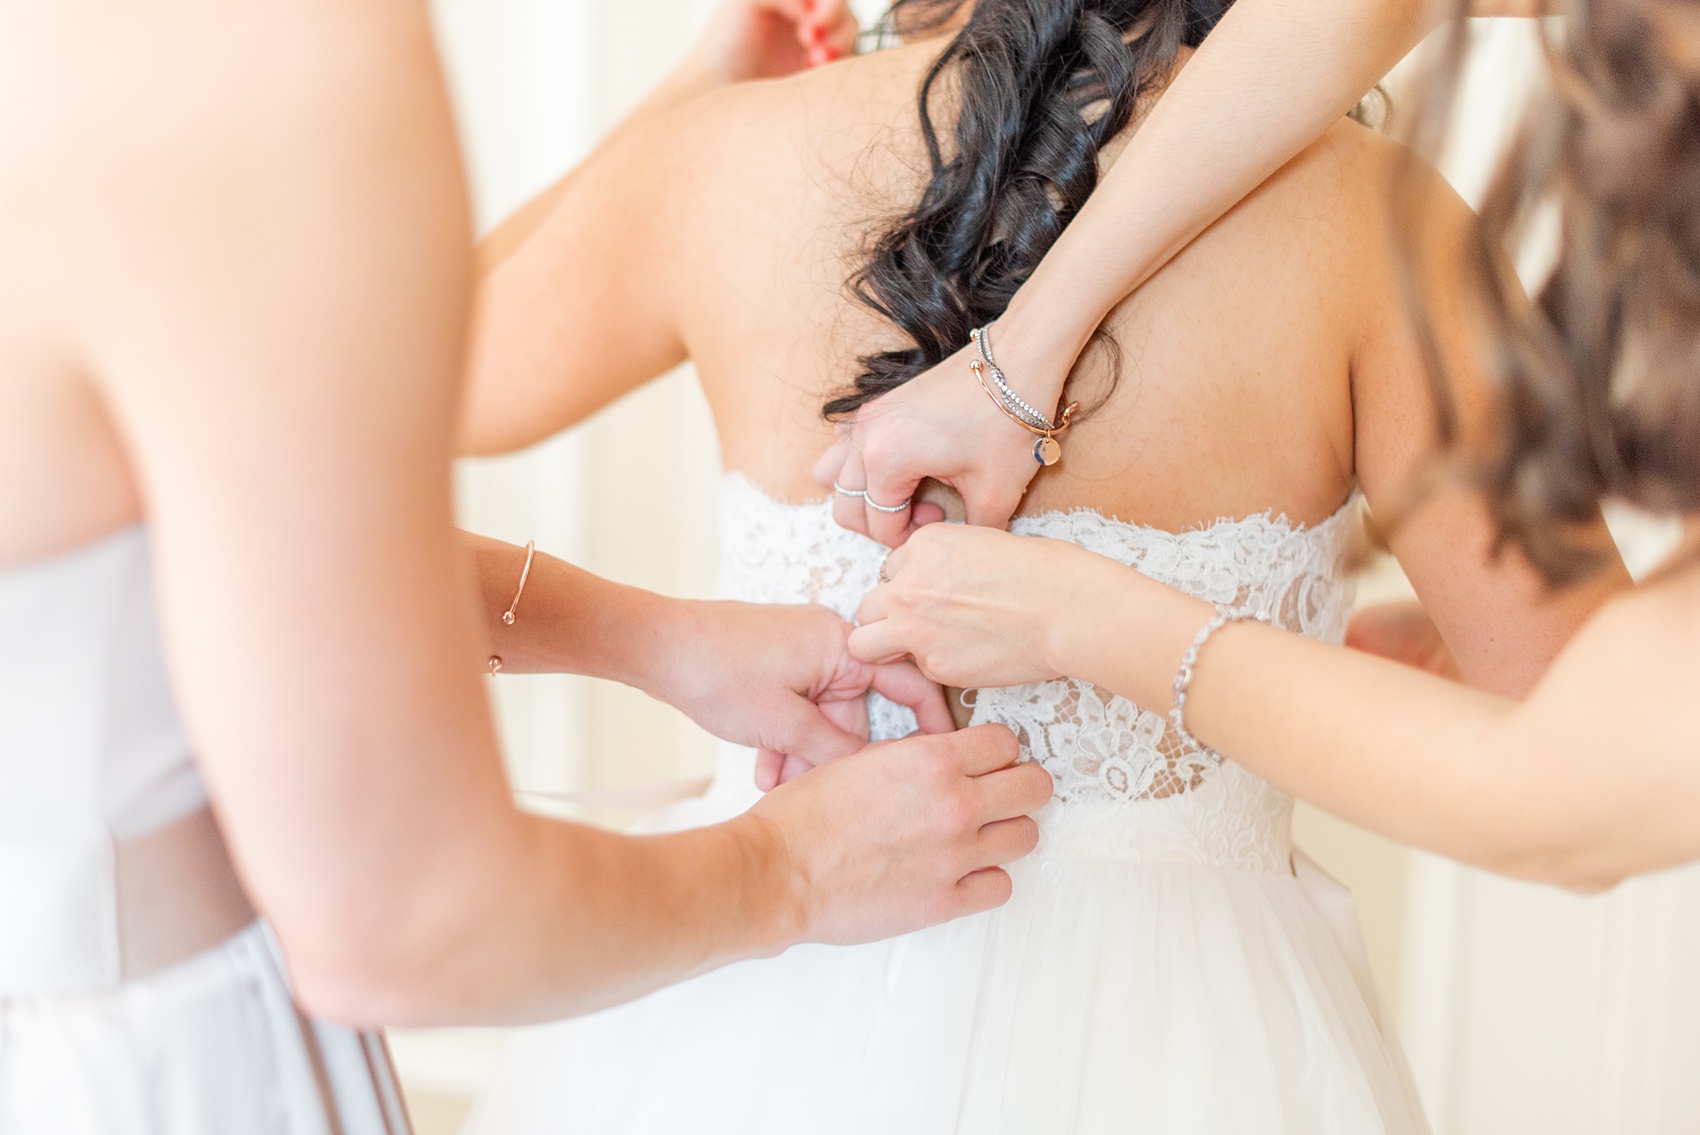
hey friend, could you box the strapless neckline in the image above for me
[719,470,1358,544]
[711,467,1359,865]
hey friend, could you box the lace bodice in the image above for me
[716,474,1359,872]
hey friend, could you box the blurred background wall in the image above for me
[397,7,1700,1133]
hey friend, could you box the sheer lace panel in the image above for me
[975,507,1359,808]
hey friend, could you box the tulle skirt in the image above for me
[468,772,1429,1134]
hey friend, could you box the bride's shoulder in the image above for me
[1288,117,1472,235]
[1215,115,1474,288]
[685,42,934,149]
[648,44,937,212]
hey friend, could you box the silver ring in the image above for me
[877,553,892,584]
[864,492,912,514]
[833,481,867,499]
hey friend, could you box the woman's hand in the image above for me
[848,523,1116,689]
[814,329,1069,548]
[651,600,954,791]
[744,724,1051,947]
[686,0,860,82]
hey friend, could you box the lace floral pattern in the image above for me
[717,475,921,741]
[980,507,1357,806]
[718,474,1360,870]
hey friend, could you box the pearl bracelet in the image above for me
[1170,604,1273,757]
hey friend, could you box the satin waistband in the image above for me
[0,805,257,998]
[1032,792,1295,872]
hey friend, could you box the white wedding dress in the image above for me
[467,473,1430,1134]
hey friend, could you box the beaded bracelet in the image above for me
[972,325,1054,430]
[1170,604,1273,757]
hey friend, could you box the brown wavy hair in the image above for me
[1414,0,1700,583]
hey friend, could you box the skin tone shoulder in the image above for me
[0,0,1048,1027]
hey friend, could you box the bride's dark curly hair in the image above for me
[822,0,1231,420]
[1413,0,1700,582]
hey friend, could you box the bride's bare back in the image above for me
[470,33,1597,697]
[476,39,1462,526]
[475,39,1432,522]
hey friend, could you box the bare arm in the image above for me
[461,0,856,454]
[458,107,685,455]
[1075,564,1700,892]
[81,0,1044,1027]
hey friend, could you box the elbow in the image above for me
[288,954,411,1028]
[269,899,466,1028]
[284,931,436,1028]
[1533,858,1627,896]
[1481,838,1630,896]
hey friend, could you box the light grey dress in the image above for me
[0,527,409,1134]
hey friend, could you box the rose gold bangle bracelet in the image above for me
[488,540,536,675]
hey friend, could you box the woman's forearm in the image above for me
[463,531,956,770]
[295,801,798,1025]
[1059,563,1700,890]
[993,0,1435,397]
[1056,574,1536,876]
